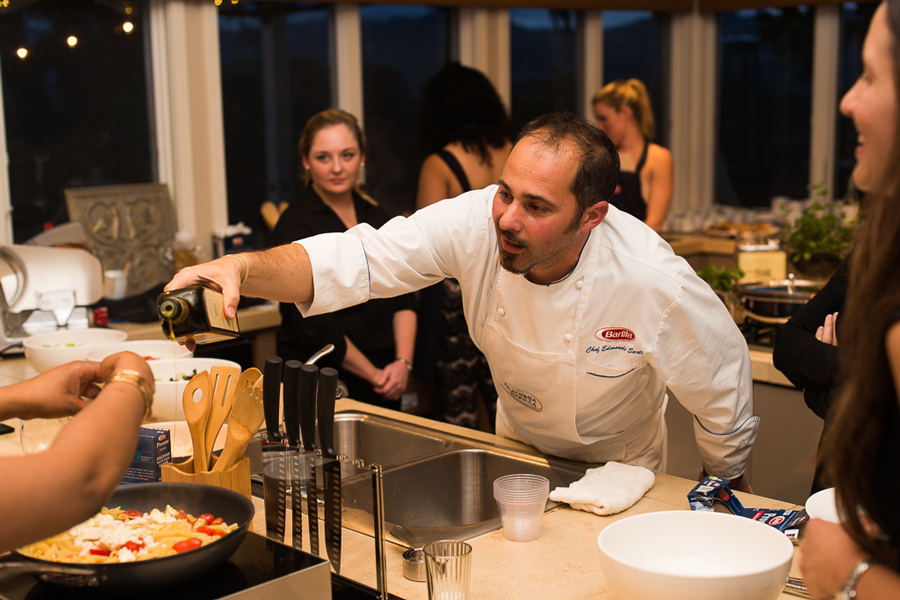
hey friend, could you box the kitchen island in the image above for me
[0,357,810,599]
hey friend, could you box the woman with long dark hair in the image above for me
[800,2,900,597]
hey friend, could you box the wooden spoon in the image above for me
[212,384,265,472]
[182,370,212,472]
[202,365,242,469]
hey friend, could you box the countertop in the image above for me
[246,400,808,600]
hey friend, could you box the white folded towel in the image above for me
[549,461,655,516]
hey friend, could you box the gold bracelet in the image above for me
[105,369,154,418]
[224,253,250,285]
[395,357,413,372]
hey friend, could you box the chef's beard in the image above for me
[495,217,583,277]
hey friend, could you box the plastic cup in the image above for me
[424,540,472,600]
[493,474,550,542]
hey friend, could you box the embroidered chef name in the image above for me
[503,383,543,412]
[586,345,644,356]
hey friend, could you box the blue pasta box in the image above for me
[121,427,172,484]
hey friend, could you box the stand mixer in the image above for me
[0,245,104,347]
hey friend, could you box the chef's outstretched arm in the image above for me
[165,243,315,319]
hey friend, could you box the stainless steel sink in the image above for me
[331,410,590,545]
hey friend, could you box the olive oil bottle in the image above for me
[157,286,240,344]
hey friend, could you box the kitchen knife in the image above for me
[300,364,321,558]
[296,364,320,553]
[281,359,303,550]
[262,355,286,542]
[316,367,341,574]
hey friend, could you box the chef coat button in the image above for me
[575,279,584,290]
[564,333,573,342]
[498,307,506,317]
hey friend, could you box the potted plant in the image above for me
[697,264,744,323]
[780,201,858,280]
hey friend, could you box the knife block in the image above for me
[161,456,252,502]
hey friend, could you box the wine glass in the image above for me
[20,418,68,455]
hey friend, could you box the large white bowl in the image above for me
[85,340,193,363]
[23,329,129,373]
[149,357,242,422]
[597,511,794,600]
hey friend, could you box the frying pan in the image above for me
[1,482,254,595]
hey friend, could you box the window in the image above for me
[510,9,577,131]
[0,0,153,243]
[361,5,452,218]
[602,11,669,147]
[835,2,879,200]
[218,2,330,247]
[716,7,814,208]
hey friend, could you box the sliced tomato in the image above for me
[176,510,188,521]
[196,526,225,537]
[124,541,144,552]
[123,509,142,519]
[211,517,223,525]
[196,513,215,525]
[172,538,203,554]
[89,548,111,556]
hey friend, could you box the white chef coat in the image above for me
[297,186,758,478]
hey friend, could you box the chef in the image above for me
[167,112,758,487]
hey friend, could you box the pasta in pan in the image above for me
[18,505,238,564]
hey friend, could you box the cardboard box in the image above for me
[121,427,172,484]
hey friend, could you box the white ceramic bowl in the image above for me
[85,340,193,363]
[597,511,794,600]
[142,421,227,459]
[149,358,242,422]
[806,488,839,523]
[23,329,129,373]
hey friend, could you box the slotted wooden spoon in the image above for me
[212,381,265,472]
[182,370,212,471]
[202,365,242,470]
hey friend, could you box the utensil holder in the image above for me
[161,456,252,502]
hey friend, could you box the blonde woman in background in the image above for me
[593,79,673,232]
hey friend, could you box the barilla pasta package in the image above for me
[688,475,808,539]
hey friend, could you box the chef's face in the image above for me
[840,2,898,194]
[593,102,628,147]
[303,124,364,199]
[492,136,601,285]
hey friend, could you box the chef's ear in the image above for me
[581,201,608,232]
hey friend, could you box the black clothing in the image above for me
[270,185,416,409]
[413,150,498,430]
[610,140,649,222]
[772,257,849,493]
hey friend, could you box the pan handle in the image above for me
[0,561,98,585]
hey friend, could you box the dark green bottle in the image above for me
[157,286,240,344]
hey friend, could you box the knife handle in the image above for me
[263,355,283,443]
[298,364,319,451]
[317,367,339,457]
[282,360,302,447]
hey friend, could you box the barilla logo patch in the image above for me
[503,383,542,412]
[595,327,635,342]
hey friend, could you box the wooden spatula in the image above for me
[212,383,265,472]
[182,370,212,471]
[202,365,242,469]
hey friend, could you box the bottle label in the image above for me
[202,290,239,333]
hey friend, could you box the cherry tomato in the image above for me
[195,526,216,536]
[211,517,223,525]
[176,510,188,521]
[124,541,144,552]
[172,538,203,554]
[196,513,215,525]
[89,548,111,556]
[123,510,142,519]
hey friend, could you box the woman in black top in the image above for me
[800,2,900,597]
[271,109,416,409]
[413,62,513,430]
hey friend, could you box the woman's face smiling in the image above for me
[840,3,898,194]
[303,124,363,200]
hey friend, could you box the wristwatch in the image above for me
[839,558,873,599]
[395,357,413,372]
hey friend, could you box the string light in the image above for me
[123,21,134,33]
[16,48,27,59]
[67,36,78,47]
